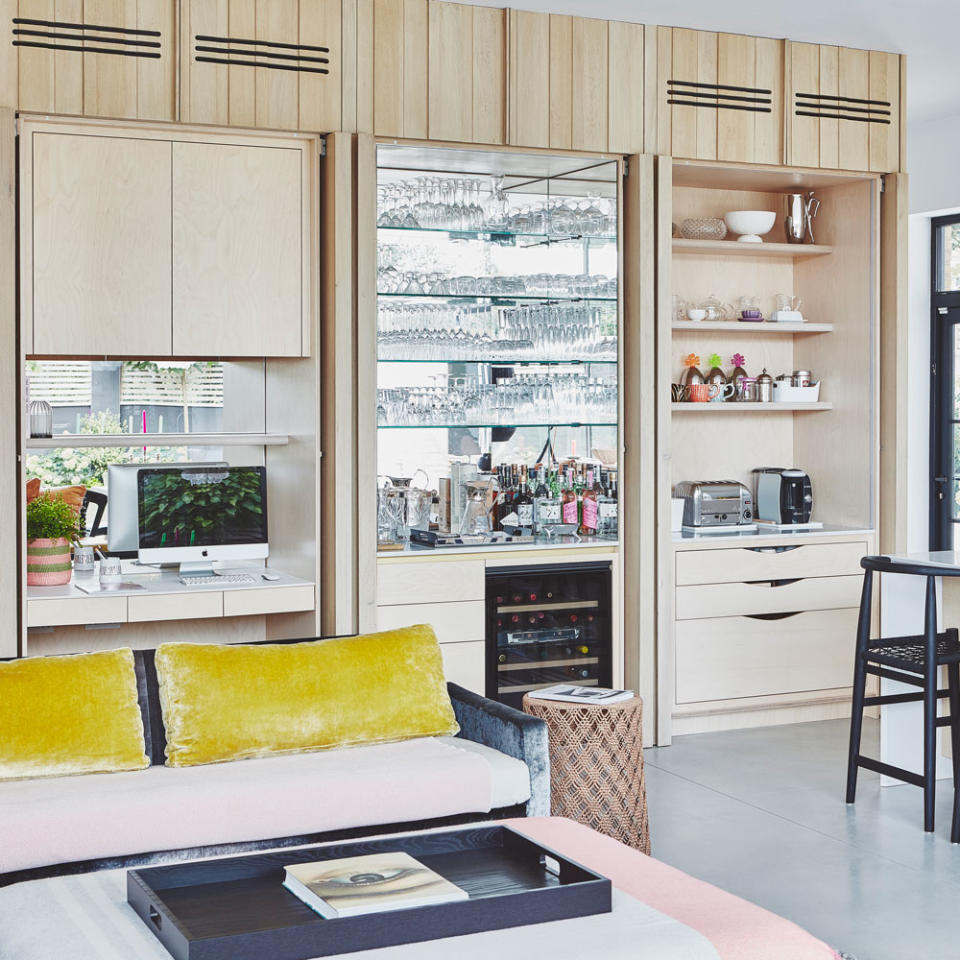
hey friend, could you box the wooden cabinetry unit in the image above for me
[11,0,175,119]
[656,27,783,165]
[507,10,643,154]
[20,118,316,358]
[180,0,341,131]
[787,42,902,173]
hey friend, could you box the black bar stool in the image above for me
[846,556,960,841]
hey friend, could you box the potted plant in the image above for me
[26,492,83,586]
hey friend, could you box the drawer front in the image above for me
[676,608,857,703]
[27,596,127,628]
[128,591,223,623]
[676,541,867,586]
[376,600,486,644]
[377,560,485,606]
[223,585,316,618]
[676,575,863,620]
[439,640,485,694]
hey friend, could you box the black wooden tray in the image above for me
[127,825,611,960]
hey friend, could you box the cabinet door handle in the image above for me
[744,578,801,588]
[744,611,803,621]
[745,545,803,554]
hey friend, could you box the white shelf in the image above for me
[24,432,290,449]
[672,321,833,334]
[671,402,832,413]
[672,238,833,258]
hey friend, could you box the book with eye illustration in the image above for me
[282,852,468,919]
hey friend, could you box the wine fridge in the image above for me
[486,562,613,709]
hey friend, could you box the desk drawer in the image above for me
[128,591,223,623]
[676,608,857,703]
[676,541,867,586]
[223,584,315,617]
[676,575,863,620]
[376,600,485,644]
[377,560,485,606]
[27,596,127,627]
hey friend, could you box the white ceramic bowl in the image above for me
[724,210,776,243]
[686,308,707,321]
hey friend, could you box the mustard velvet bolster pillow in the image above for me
[155,625,460,767]
[0,648,150,780]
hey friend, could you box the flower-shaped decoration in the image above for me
[683,353,701,368]
[731,353,746,368]
[708,353,722,370]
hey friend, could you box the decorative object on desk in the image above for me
[679,217,727,241]
[283,851,467,919]
[99,553,122,585]
[527,684,634,705]
[756,368,774,402]
[523,692,649,854]
[25,492,83,586]
[724,210,776,243]
[784,190,820,244]
[705,353,727,386]
[73,545,95,578]
[27,398,53,439]
[681,353,704,387]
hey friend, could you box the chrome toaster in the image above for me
[673,480,754,527]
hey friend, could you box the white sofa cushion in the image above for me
[0,737,530,875]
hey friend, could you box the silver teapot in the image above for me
[784,191,821,244]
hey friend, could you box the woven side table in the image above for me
[522,694,650,855]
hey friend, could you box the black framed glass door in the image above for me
[929,215,960,549]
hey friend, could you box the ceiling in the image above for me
[461,0,959,124]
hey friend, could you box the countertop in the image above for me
[672,523,874,550]
[377,535,619,559]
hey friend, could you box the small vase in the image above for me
[26,537,73,586]
[682,366,704,387]
[706,366,727,386]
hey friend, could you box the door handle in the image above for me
[745,545,802,554]
[744,611,803,621]
[744,578,801,588]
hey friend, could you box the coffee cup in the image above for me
[671,383,689,402]
[709,382,736,402]
[688,383,719,403]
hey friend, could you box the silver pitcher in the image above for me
[784,191,821,244]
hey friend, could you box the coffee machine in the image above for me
[753,468,813,525]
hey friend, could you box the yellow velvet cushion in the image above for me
[155,625,460,767]
[0,648,150,780]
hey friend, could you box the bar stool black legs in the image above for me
[845,556,960,843]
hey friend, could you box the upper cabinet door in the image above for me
[507,11,643,154]
[25,130,173,355]
[172,141,307,358]
[788,42,902,172]
[657,27,782,164]
[180,0,342,132]
[13,0,176,119]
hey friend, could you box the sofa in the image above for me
[0,635,549,887]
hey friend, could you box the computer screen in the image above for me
[137,466,268,554]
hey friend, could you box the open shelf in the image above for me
[378,292,617,303]
[378,225,617,243]
[671,402,832,413]
[672,321,833,334]
[378,421,617,430]
[672,239,833,258]
[377,356,617,364]
[24,432,291,449]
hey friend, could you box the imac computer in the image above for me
[107,461,228,554]
[136,465,268,577]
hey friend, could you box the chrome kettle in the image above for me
[784,191,821,244]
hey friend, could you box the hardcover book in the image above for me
[283,852,468,919]
[526,684,634,704]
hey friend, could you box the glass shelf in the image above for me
[377,421,617,430]
[378,292,618,303]
[376,356,618,365]
[378,225,618,243]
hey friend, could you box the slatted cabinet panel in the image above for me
[506,10,644,154]
[787,41,902,172]
[12,0,175,118]
[180,0,341,131]
[371,0,427,139]
[658,27,782,165]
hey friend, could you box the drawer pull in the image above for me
[744,578,802,588]
[746,545,803,555]
[744,611,803,621]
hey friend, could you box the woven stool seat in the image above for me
[522,694,649,854]
[867,632,960,671]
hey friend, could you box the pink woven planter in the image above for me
[26,537,73,586]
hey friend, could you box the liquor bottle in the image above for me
[535,468,562,532]
[579,467,599,535]
[561,466,578,525]
[498,652,508,664]
[515,466,534,529]
[597,470,619,537]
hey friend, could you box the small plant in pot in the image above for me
[26,492,83,586]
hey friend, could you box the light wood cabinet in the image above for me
[656,27,782,165]
[180,0,342,131]
[24,129,173,355]
[507,10,644,154]
[21,119,316,358]
[13,0,176,120]
[172,141,307,357]
[787,42,902,172]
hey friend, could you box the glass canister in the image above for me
[28,399,53,438]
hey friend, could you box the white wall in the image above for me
[908,113,960,216]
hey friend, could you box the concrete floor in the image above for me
[644,719,960,960]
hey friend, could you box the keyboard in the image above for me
[178,574,259,587]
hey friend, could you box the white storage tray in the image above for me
[771,381,821,402]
